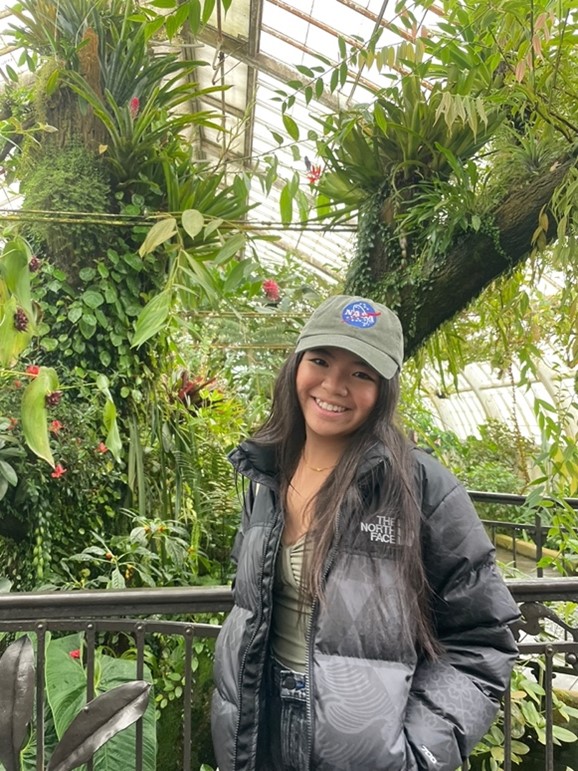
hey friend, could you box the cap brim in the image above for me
[295,334,399,380]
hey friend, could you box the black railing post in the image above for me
[535,511,544,578]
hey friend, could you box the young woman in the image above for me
[211,295,519,770]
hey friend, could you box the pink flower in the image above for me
[96,442,108,454]
[306,164,322,185]
[49,420,63,434]
[262,279,280,303]
[129,97,140,118]
[51,463,67,479]
[69,649,81,659]
[26,364,40,377]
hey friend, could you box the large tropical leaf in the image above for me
[47,681,151,771]
[0,637,35,771]
[46,635,156,771]
[21,367,59,466]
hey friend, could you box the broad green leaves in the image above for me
[0,239,35,367]
[96,375,123,463]
[133,211,250,347]
[138,217,177,257]
[21,367,60,467]
[132,288,173,348]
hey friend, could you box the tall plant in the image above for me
[0,0,257,587]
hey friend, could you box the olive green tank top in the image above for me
[270,535,312,671]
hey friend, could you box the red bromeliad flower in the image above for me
[129,96,140,118]
[306,164,322,185]
[51,463,67,479]
[25,364,40,377]
[50,420,63,434]
[69,649,81,659]
[96,442,108,454]
[262,279,280,302]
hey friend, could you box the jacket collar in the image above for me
[228,438,391,488]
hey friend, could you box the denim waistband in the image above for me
[271,658,307,702]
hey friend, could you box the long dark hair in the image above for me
[253,351,439,659]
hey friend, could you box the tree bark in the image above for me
[382,156,576,358]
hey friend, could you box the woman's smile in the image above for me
[296,346,380,441]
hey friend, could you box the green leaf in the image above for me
[280,184,294,224]
[186,1,201,35]
[67,306,83,324]
[282,114,299,141]
[132,289,172,348]
[0,460,17,487]
[79,314,97,340]
[202,0,216,23]
[182,209,204,239]
[82,290,105,309]
[138,217,177,257]
[1,238,33,315]
[21,367,59,466]
[45,634,86,742]
[552,725,578,743]
[296,64,315,78]
[213,233,246,265]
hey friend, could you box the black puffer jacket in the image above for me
[211,440,520,770]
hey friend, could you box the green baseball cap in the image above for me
[295,295,403,379]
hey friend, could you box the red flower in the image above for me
[262,279,280,303]
[51,463,67,479]
[96,442,108,454]
[50,420,63,434]
[25,364,40,377]
[69,649,81,659]
[13,379,22,389]
[7,417,18,430]
[306,164,322,185]
[129,97,140,118]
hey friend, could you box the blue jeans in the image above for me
[267,658,310,770]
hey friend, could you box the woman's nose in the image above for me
[322,370,348,396]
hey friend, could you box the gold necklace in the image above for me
[302,459,337,473]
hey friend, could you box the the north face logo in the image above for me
[359,515,398,544]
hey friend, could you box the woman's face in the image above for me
[295,346,380,444]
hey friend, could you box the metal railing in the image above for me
[1,581,577,771]
[470,491,578,578]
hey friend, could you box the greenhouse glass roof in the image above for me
[0,0,575,444]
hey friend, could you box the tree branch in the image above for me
[394,156,575,358]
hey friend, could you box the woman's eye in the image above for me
[309,357,327,366]
[354,371,375,381]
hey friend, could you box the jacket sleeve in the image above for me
[404,472,520,771]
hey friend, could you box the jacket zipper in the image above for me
[232,488,283,770]
[306,508,343,769]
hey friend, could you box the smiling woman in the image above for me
[211,294,521,771]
